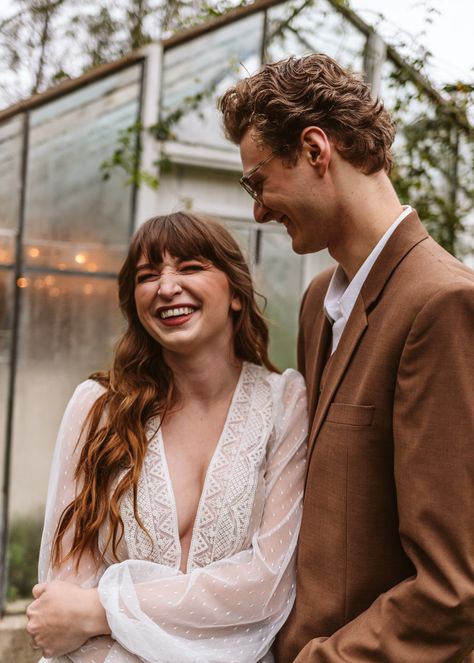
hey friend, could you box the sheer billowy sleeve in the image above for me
[38,380,141,663]
[98,369,308,663]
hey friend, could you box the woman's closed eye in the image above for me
[136,271,159,284]
[178,261,210,273]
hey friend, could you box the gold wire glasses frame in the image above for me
[239,152,276,205]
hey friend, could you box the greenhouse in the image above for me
[0,0,472,611]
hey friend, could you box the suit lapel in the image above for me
[306,210,429,468]
[307,297,367,465]
[304,311,332,427]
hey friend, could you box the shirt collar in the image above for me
[324,205,412,324]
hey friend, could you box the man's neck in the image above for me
[328,169,404,281]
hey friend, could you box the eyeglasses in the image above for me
[239,152,276,205]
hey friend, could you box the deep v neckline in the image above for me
[157,362,248,572]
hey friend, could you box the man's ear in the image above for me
[300,126,331,175]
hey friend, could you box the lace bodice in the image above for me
[38,363,308,663]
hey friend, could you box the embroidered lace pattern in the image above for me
[118,363,274,571]
[119,418,180,568]
[189,363,273,570]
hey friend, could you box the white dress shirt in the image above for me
[324,206,412,354]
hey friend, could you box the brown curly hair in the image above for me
[52,212,277,568]
[219,53,396,174]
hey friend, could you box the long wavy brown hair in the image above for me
[52,212,277,568]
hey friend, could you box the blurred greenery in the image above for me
[7,515,43,601]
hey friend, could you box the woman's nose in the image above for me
[157,272,182,298]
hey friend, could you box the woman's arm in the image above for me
[27,380,141,663]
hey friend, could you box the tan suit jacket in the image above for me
[276,212,474,662]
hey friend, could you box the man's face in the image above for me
[239,129,336,254]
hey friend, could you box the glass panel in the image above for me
[161,12,264,149]
[0,271,14,502]
[22,239,126,274]
[0,115,23,270]
[266,0,366,71]
[25,64,142,248]
[221,219,254,264]
[7,272,123,601]
[0,116,22,588]
[0,115,24,233]
[253,227,302,369]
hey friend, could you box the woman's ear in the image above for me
[230,296,242,312]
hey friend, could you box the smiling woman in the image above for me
[26,212,308,663]
[134,251,241,359]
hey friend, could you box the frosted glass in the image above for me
[253,227,302,369]
[162,12,264,149]
[25,64,142,248]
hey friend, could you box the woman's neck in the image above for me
[163,350,243,407]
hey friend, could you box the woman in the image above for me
[26,212,307,663]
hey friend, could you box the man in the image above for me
[219,54,474,662]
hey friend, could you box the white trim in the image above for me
[159,141,242,172]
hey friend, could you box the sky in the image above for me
[348,0,473,86]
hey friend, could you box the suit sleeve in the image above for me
[293,283,474,662]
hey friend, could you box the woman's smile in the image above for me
[156,304,199,326]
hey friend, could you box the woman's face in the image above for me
[134,251,242,359]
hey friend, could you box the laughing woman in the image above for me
[26,212,307,663]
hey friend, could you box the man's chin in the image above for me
[290,235,325,255]
[290,235,314,255]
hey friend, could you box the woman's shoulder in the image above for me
[73,377,107,397]
[65,378,107,414]
[247,363,305,390]
[246,363,306,406]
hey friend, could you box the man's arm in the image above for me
[294,283,474,662]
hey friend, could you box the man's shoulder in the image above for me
[396,234,474,298]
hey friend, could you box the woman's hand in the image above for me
[26,580,111,657]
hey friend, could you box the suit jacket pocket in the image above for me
[326,402,375,427]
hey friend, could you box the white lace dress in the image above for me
[38,363,308,663]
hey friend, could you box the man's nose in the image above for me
[253,200,272,224]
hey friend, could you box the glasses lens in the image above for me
[240,177,259,203]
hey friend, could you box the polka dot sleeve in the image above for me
[37,380,140,663]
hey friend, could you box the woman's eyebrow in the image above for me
[136,263,157,272]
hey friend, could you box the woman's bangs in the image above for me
[137,215,217,267]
